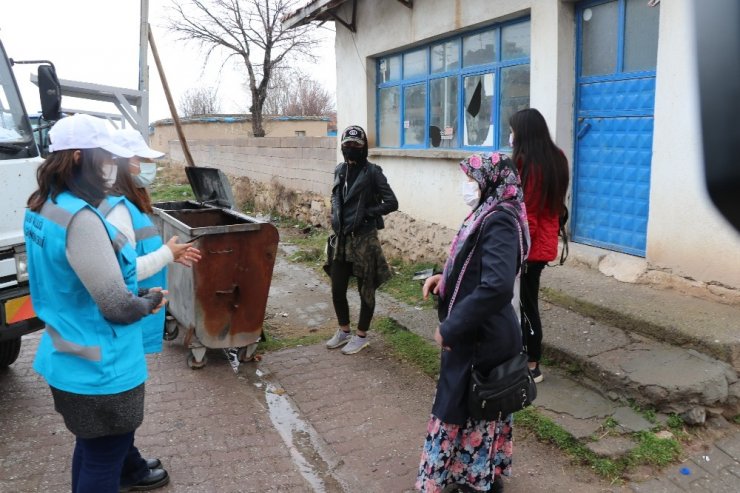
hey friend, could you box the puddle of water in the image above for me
[264,384,331,492]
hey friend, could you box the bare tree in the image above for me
[168,0,321,136]
[263,67,334,116]
[179,86,221,117]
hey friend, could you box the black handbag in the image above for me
[468,352,537,421]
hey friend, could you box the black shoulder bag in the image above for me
[462,212,537,420]
[468,352,537,420]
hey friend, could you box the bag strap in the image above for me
[448,210,524,316]
[443,210,524,370]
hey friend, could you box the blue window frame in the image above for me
[376,18,531,150]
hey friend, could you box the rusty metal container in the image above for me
[153,167,279,369]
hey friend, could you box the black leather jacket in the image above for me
[331,161,398,235]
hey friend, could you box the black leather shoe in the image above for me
[493,476,505,493]
[145,458,161,470]
[120,468,169,492]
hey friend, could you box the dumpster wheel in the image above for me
[164,316,179,341]
[237,343,259,362]
[187,353,208,370]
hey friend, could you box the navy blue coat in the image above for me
[432,211,523,425]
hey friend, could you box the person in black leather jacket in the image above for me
[325,125,398,355]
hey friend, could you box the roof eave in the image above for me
[282,0,349,29]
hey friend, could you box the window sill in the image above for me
[368,147,483,160]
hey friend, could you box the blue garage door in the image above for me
[573,0,660,256]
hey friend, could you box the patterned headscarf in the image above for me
[439,152,530,298]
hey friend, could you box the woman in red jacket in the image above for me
[509,108,569,383]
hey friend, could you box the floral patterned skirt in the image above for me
[415,413,513,492]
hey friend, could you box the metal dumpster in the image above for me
[153,167,279,369]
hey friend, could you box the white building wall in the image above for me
[530,1,576,168]
[649,0,740,288]
[335,0,541,229]
[332,0,740,290]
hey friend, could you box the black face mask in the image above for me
[342,147,365,164]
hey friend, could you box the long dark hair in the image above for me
[510,108,569,214]
[28,148,110,212]
[111,158,153,213]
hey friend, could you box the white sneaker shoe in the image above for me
[341,335,369,355]
[326,329,351,349]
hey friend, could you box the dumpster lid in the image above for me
[185,167,235,208]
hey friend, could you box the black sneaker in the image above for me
[531,364,543,383]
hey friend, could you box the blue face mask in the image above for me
[132,162,157,188]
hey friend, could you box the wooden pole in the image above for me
[148,24,195,167]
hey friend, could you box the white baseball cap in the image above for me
[48,114,134,158]
[112,128,165,159]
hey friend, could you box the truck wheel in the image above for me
[0,338,22,368]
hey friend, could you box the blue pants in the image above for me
[71,431,148,493]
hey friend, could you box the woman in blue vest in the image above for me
[97,128,201,490]
[105,128,201,353]
[24,114,168,493]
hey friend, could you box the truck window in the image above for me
[0,50,37,158]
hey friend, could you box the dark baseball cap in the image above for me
[340,125,367,147]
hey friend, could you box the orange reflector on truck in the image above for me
[4,295,36,325]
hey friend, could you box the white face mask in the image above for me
[132,162,157,188]
[462,180,480,208]
[102,163,118,187]
[508,132,515,148]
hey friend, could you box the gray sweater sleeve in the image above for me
[66,208,159,325]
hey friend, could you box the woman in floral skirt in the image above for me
[417,152,529,493]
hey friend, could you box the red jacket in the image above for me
[518,161,560,262]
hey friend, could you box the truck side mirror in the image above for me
[38,64,61,122]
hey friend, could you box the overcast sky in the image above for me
[1,0,336,125]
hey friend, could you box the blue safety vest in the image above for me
[24,192,147,395]
[100,196,166,354]
[98,196,167,354]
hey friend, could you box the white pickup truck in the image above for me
[0,39,59,367]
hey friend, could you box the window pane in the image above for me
[431,40,460,74]
[463,73,494,147]
[379,87,400,147]
[403,84,426,146]
[379,55,401,83]
[404,49,427,78]
[430,77,459,148]
[499,64,530,148]
[502,21,530,60]
[463,29,496,67]
[624,0,660,72]
[581,2,618,76]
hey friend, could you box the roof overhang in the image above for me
[283,0,412,31]
[283,0,350,29]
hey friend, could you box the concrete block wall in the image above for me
[165,135,456,264]
[168,136,337,195]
